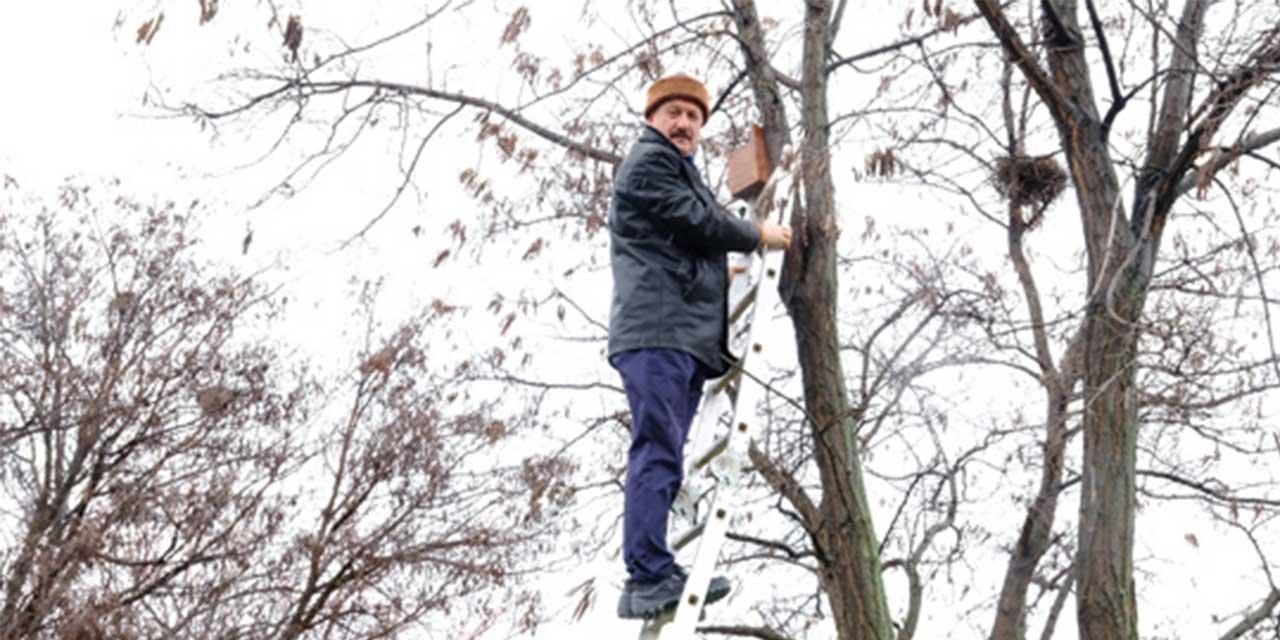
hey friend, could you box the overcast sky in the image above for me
[1,3,1272,639]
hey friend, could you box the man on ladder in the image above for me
[607,73,791,620]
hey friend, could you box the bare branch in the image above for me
[1218,588,1280,640]
[1174,126,1280,199]
[340,103,464,247]
[972,0,1073,123]
[1037,571,1075,640]
[747,443,820,537]
[699,624,795,640]
[826,9,987,77]
[198,78,621,165]
[1084,0,1123,130]
[1137,469,1280,508]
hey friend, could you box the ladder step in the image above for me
[692,434,730,471]
[728,281,758,325]
[672,522,704,551]
[708,364,743,397]
[673,501,740,552]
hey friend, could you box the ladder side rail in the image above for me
[643,149,793,640]
[675,201,761,521]
[665,244,785,638]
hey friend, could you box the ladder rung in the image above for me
[692,434,730,471]
[672,522,704,551]
[709,365,742,397]
[727,282,759,325]
[673,510,742,552]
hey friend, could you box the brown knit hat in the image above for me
[645,74,710,122]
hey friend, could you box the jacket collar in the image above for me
[639,124,711,201]
[641,124,693,160]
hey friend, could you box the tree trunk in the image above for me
[736,0,895,636]
[1057,104,1139,640]
[989,361,1074,640]
[1075,280,1142,640]
[989,65,1085,639]
[1051,87,1139,640]
[787,2,895,638]
[984,0,1148,635]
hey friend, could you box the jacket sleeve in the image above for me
[616,147,761,253]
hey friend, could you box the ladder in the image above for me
[637,157,793,640]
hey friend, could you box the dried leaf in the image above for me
[584,212,604,236]
[567,577,596,621]
[497,133,518,158]
[943,8,962,32]
[500,6,531,45]
[136,13,164,45]
[283,15,303,63]
[1194,160,1215,199]
[199,0,218,25]
[431,299,458,316]
[359,347,396,377]
[522,238,544,261]
[448,219,467,244]
[866,148,898,178]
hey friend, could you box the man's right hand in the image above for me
[756,222,792,251]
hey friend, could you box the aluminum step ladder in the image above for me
[637,158,793,640]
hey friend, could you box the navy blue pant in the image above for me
[610,348,708,584]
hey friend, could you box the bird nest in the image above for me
[993,155,1068,211]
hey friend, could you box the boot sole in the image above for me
[619,584,731,619]
[706,582,730,605]
[618,598,678,620]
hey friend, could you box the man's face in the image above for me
[647,98,704,157]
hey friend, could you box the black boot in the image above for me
[617,566,731,619]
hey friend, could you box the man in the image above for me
[608,73,792,619]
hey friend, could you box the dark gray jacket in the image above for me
[607,125,761,377]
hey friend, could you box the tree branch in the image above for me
[519,9,731,113]
[1155,33,1280,222]
[747,442,821,537]
[1037,571,1075,640]
[340,103,463,247]
[726,531,812,562]
[1174,127,1280,199]
[198,78,621,165]
[1084,0,1122,130]
[1218,588,1280,640]
[1137,469,1280,508]
[824,9,986,77]
[699,625,795,640]
[972,0,1073,123]
[828,0,850,48]
[729,0,793,165]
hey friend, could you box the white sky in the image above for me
[1,2,1276,639]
